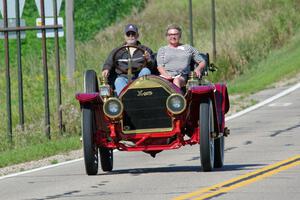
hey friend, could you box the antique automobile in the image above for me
[75,45,230,175]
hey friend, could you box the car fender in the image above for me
[214,83,230,132]
[186,83,229,133]
[75,92,103,108]
[189,84,220,133]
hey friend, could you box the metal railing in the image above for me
[0,0,64,143]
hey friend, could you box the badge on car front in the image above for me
[137,90,153,97]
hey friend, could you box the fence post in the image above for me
[188,0,194,46]
[16,0,25,131]
[40,0,51,139]
[211,0,216,62]
[3,0,13,144]
[66,0,75,84]
[53,0,63,134]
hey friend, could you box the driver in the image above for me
[101,24,155,95]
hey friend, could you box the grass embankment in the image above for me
[1,0,300,168]
[228,30,300,94]
[0,136,80,168]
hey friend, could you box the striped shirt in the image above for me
[157,44,205,77]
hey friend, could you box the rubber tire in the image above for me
[199,98,215,172]
[84,70,98,93]
[99,147,113,172]
[82,108,98,175]
[82,70,99,175]
[214,136,224,168]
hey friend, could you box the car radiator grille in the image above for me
[122,87,172,132]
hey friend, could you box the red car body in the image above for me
[76,71,230,175]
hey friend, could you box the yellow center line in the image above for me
[173,154,300,200]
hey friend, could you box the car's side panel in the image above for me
[186,83,229,135]
[215,83,230,132]
[186,84,220,135]
[76,92,110,145]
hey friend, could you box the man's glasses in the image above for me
[167,33,180,37]
[126,31,136,37]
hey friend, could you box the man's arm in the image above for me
[102,69,110,78]
[102,48,117,78]
[141,45,156,68]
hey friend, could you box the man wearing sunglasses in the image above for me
[102,24,155,95]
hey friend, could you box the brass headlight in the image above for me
[103,97,123,119]
[166,94,186,115]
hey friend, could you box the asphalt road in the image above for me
[0,84,299,200]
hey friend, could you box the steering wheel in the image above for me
[112,44,148,74]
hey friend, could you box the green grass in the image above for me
[1,0,300,168]
[0,135,81,168]
[228,30,300,94]
[74,0,146,41]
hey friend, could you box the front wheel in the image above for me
[82,70,99,175]
[199,98,215,172]
[82,108,99,175]
[84,70,98,93]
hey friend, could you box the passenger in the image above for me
[157,24,206,88]
[101,24,155,95]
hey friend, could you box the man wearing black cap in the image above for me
[102,24,155,95]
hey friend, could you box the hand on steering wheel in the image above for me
[112,44,148,74]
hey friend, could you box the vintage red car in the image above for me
[76,45,230,175]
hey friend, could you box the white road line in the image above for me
[0,158,83,180]
[1,82,300,180]
[226,82,300,121]
[268,102,292,107]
